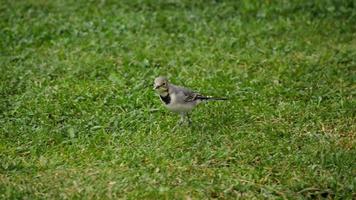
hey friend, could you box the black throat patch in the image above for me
[160,94,171,104]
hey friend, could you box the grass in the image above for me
[0,0,355,199]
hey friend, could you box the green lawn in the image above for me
[0,0,355,199]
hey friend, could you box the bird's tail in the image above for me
[197,96,228,101]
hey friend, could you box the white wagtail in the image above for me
[153,76,227,124]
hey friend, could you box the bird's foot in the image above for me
[179,119,192,126]
[178,119,185,126]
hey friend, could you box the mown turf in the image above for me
[0,0,355,199]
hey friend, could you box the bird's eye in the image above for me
[162,82,166,86]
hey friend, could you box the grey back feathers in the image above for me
[168,83,227,103]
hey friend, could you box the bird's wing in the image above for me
[179,87,227,101]
[177,86,202,102]
[171,84,227,102]
[170,84,214,103]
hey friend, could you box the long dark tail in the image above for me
[196,96,228,101]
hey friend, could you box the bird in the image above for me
[153,76,227,125]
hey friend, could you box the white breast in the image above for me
[165,102,194,113]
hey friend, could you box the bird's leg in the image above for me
[178,112,186,125]
[187,113,192,125]
[178,112,192,126]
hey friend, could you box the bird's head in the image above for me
[154,76,169,94]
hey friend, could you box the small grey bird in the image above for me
[153,76,227,124]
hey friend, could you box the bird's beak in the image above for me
[153,85,158,90]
